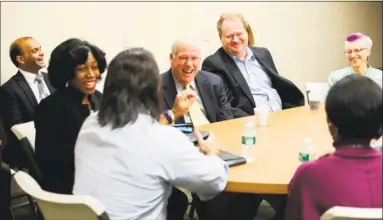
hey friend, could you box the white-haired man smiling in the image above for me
[328,33,382,87]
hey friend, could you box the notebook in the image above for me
[173,123,247,167]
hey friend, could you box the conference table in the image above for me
[198,105,333,195]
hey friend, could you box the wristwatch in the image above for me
[163,110,175,124]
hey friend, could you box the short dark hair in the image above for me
[47,38,107,90]
[9,36,32,67]
[98,48,162,129]
[326,75,382,141]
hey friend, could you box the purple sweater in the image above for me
[285,147,382,220]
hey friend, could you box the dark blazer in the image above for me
[34,86,102,194]
[162,69,233,124]
[202,47,304,117]
[285,147,382,220]
[0,116,5,159]
[0,71,55,128]
[0,71,55,167]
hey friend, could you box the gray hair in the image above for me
[344,32,373,50]
[171,37,201,56]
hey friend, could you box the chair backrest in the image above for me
[11,121,36,150]
[321,206,383,220]
[305,82,330,103]
[11,122,42,181]
[13,171,110,220]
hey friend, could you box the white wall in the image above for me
[1,2,382,93]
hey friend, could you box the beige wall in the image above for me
[1,2,382,94]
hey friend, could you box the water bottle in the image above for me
[299,138,316,163]
[241,121,256,162]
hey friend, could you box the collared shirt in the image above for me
[73,113,228,220]
[285,146,382,220]
[230,47,282,112]
[173,78,208,123]
[19,68,50,103]
[328,66,382,87]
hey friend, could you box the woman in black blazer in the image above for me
[34,38,107,194]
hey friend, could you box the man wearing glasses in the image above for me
[328,33,382,87]
[202,13,304,118]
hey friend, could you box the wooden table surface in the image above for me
[197,105,334,194]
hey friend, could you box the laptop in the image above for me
[172,123,247,167]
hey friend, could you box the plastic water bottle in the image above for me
[299,138,316,163]
[242,121,256,162]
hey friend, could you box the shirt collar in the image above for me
[228,47,254,62]
[19,68,42,84]
[334,146,381,159]
[172,74,197,92]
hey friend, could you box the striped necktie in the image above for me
[184,84,210,126]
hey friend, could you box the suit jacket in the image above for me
[285,147,382,220]
[0,117,5,161]
[162,69,233,124]
[0,71,55,128]
[0,71,55,167]
[202,47,304,117]
[34,86,102,194]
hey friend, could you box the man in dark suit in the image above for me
[162,39,265,220]
[202,13,304,118]
[162,69,233,124]
[0,36,55,167]
[162,39,233,125]
[162,38,234,220]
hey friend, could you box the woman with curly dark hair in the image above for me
[34,38,107,194]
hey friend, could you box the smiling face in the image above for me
[17,38,45,73]
[220,18,248,57]
[71,52,100,95]
[345,39,370,68]
[170,41,201,85]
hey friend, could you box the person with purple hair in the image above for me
[328,33,382,87]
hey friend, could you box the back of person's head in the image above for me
[98,48,162,129]
[325,75,382,145]
[48,38,107,90]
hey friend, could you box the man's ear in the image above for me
[169,53,174,61]
[16,55,24,65]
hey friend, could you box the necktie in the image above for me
[34,74,49,102]
[184,84,210,126]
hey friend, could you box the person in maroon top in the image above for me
[285,74,382,220]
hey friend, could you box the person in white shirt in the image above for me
[0,36,55,168]
[72,48,228,220]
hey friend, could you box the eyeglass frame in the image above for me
[344,48,368,55]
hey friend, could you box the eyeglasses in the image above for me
[224,32,246,40]
[345,48,367,55]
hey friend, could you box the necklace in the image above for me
[349,65,370,76]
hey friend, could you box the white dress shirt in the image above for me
[173,79,207,123]
[19,69,50,103]
[73,113,228,220]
